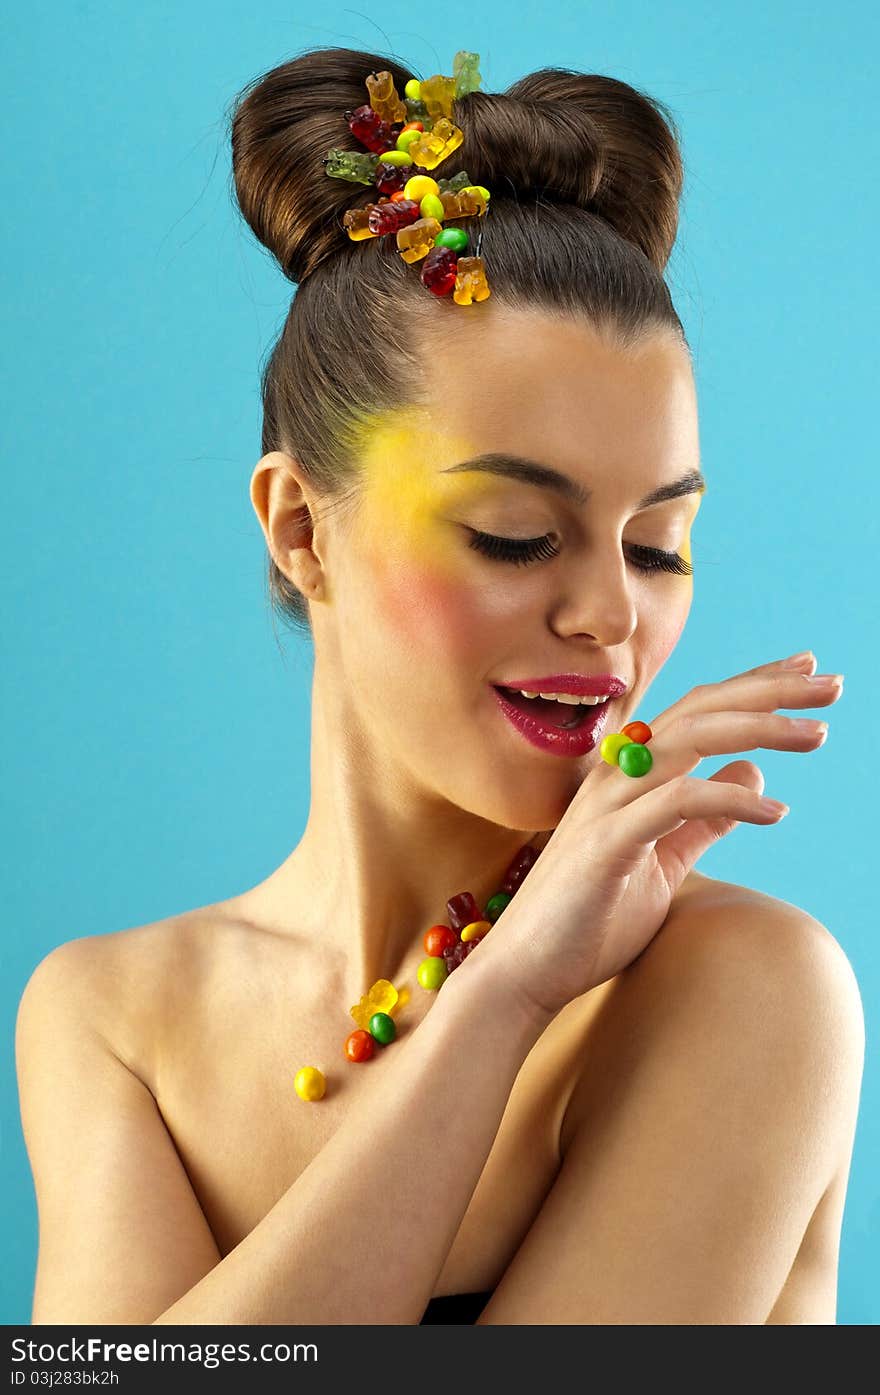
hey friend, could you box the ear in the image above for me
[249,451,325,600]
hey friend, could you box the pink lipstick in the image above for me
[490,683,616,757]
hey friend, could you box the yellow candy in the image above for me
[600,732,634,766]
[350,977,399,1029]
[404,174,440,203]
[406,118,464,171]
[378,150,414,167]
[404,78,421,100]
[419,73,457,120]
[397,216,442,264]
[419,193,445,221]
[439,188,487,220]
[366,70,407,125]
[453,256,491,305]
[294,1066,326,1102]
[460,919,491,943]
[396,129,422,154]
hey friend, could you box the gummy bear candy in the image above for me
[453,51,483,97]
[453,255,491,305]
[420,245,458,295]
[419,74,457,121]
[366,70,408,125]
[368,199,421,235]
[439,188,487,220]
[397,216,442,263]
[437,169,474,195]
[323,147,380,185]
[500,843,540,895]
[407,118,464,171]
[446,891,482,932]
[342,206,378,241]
[350,978,399,1030]
[375,161,409,197]
[346,104,397,155]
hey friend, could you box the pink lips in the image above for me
[491,685,614,757]
[497,673,627,697]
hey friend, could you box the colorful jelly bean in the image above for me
[424,925,458,956]
[484,892,511,922]
[417,956,448,990]
[460,920,491,943]
[618,743,653,777]
[344,1029,375,1063]
[294,1066,326,1101]
[369,1011,397,1044]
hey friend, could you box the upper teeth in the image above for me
[520,690,610,705]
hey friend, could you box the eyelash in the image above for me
[466,530,693,576]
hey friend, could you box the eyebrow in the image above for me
[440,452,706,511]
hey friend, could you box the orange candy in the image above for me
[622,720,652,745]
[424,924,458,957]
[344,1029,375,1063]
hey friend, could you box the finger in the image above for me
[639,671,841,759]
[591,707,827,819]
[652,760,765,890]
[593,770,787,878]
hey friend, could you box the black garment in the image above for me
[419,1289,494,1324]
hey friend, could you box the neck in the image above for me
[243,663,552,1004]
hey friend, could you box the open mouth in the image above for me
[493,686,604,729]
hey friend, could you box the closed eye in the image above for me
[466,530,693,576]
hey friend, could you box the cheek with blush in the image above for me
[377,557,494,680]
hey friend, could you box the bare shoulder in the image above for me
[480,870,864,1322]
[649,869,864,1031]
[16,905,227,1090]
[561,867,865,1165]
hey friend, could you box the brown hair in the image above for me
[227,46,689,637]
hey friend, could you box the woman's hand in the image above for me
[478,651,843,1020]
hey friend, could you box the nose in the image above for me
[547,544,638,647]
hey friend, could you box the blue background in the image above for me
[2,0,876,1325]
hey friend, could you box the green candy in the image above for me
[378,149,414,167]
[618,742,653,777]
[368,1011,396,1044]
[417,956,448,991]
[435,227,469,252]
[485,891,511,922]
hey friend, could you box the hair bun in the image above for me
[229,46,417,283]
[454,68,683,271]
[229,50,684,285]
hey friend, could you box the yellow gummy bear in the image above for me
[397,216,442,263]
[350,977,399,1029]
[366,70,407,125]
[453,256,491,305]
[439,188,487,220]
[419,74,457,120]
[407,119,463,172]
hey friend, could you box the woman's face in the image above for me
[314,307,704,830]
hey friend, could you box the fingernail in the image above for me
[760,797,790,815]
[805,674,842,688]
[781,650,814,669]
[792,718,829,737]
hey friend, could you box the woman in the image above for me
[16,47,862,1326]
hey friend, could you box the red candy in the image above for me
[446,891,481,932]
[346,103,397,154]
[420,245,458,296]
[368,199,421,234]
[374,162,408,196]
[443,939,481,974]
[622,721,652,745]
[500,843,539,895]
[424,925,458,957]
[344,1029,375,1063]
